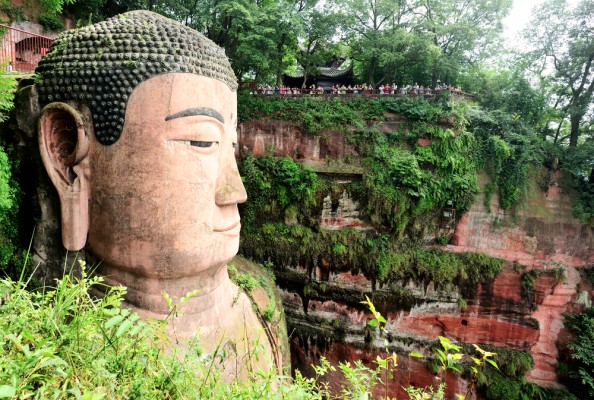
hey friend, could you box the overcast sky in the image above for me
[502,0,542,43]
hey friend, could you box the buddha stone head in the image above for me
[35,11,248,314]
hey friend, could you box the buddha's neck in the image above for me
[97,260,233,316]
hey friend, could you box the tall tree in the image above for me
[412,0,512,86]
[524,0,594,147]
[295,9,341,88]
[466,66,548,129]
[101,0,296,86]
[338,0,415,85]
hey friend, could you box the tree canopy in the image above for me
[524,0,594,147]
[13,0,594,225]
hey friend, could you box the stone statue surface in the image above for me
[33,10,285,377]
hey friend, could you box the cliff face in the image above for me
[451,173,593,268]
[449,173,592,385]
[238,116,593,397]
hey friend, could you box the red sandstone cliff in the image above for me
[238,118,594,396]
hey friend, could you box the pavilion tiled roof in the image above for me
[286,65,353,78]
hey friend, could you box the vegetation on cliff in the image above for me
[558,307,594,399]
[235,94,585,399]
[238,93,563,217]
[0,70,21,276]
[0,263,328,399]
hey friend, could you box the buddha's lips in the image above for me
[213,221,240,233]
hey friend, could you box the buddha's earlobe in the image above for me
[38,103,91,251]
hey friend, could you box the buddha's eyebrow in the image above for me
[164,107,224,123]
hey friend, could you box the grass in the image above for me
[0,258,396,399]
[0,260,304,399]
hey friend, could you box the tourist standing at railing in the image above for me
[5,62,12,72]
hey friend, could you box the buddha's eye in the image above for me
[190,140,218,148]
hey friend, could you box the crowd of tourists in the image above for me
[253,82,463,95]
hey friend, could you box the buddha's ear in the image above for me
[38,103,91,251]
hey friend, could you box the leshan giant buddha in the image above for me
[33,10,284,376]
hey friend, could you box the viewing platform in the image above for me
[249,90,475,102]
[1,24,53,73]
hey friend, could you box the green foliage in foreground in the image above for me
[0,264,316,399]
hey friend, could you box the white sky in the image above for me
[502,0,542,43]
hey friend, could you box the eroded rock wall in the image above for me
[238,117,593,396]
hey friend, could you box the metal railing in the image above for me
[250,89,476,101]
[0,24,53,73]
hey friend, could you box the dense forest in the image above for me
[0,0,593,398]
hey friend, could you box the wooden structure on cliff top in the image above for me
[283,65,355,89]
[1,24,53,72]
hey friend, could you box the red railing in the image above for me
[0,24,53,73]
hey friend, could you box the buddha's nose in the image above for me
[215,157,247,206]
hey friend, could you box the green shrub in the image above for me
[239,155,320,228]
[467,108,551,211]
[0,262,333,399]
[562,142,594,224]
[39,13,64,30]
[484,373,521,400]
[352,125,478,235]
[0,68,16,122]
[521,269,542,309]
[559,307,594,399]
[237,93,450,133]
[0,146,19,273]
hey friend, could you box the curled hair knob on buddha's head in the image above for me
[35,10,238,145]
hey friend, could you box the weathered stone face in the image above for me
[32,11,287,378]
[87,73,246,312]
